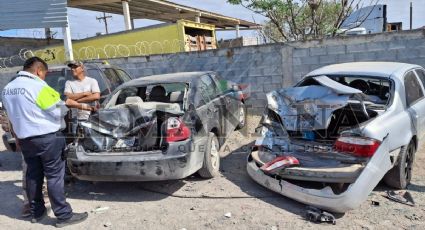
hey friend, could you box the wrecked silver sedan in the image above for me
[66,72,246,181]
[248,62,425,213]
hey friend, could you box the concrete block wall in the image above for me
[107,44,288,114]
[107,29,425,114]
[1,29,425,114]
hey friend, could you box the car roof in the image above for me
[122,71,213,87]
[306,62,422,78]
[46,61,115,72]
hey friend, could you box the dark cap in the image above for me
[67,60,84,68]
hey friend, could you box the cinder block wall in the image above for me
[107,29,425,114]
[1,29,425,114]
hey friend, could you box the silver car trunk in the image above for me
[79,102,183,153]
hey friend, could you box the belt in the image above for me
[20,130,62,141]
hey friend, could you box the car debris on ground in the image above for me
[384,190,415,207]
[305,206,336,225]
[92,206,110,214]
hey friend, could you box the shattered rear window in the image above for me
[299,75,392,105]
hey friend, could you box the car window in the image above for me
[415,69,425,89]
[103,68,124,90]
[197,75,217,106]
[404,71,424,107]
[44,69,72,95]
[87,69,109,96]
[210,73,230,93]
[116,69,132,82]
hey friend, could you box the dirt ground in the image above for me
[1,116,425,229]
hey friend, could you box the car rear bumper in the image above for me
[67,137,207,181]
[246,137,392,213]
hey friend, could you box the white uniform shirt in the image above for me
[1,71,68,139]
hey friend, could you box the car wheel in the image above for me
[236,103,246,130]
[198,132,220,178]
[384,140,416,189]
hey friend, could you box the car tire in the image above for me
[198,132,220,178]
[383,140,416,189]
[236,103,246,130]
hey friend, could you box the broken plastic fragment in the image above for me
[384,190,415,207]
[92,206,110,213]
[260,156,299,174]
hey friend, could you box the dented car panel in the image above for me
[67,136,208,181]
[248,62,425,212]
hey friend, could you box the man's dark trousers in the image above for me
[19,131,73,220]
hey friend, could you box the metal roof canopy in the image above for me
[68,0,260,30]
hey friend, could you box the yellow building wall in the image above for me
[33,20,215,64]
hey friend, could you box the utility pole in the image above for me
[97,12,112,34]
[45,28,52,45]
[410,2,413,30]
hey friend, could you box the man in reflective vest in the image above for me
[1,57,91,227]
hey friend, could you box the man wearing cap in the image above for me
[2,57,90,227]
[64,61,100,137]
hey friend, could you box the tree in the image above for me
[228,0,380,42]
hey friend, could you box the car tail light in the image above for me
[166,117,191,142]
[334,136,381,157]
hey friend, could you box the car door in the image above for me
[404,70,425,140]
[210,73,239,136]
[194,75,222,138]
[412,68,425,140]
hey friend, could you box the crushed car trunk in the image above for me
[254,75,391,190]
[79,102,184,153]
[249,75,395,212]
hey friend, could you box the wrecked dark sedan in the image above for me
[247,62,425,213]
[66,71,246,181]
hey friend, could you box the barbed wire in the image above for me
[0,37,262,70]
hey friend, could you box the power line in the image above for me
[96,12,112,34]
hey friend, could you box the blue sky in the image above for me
[0,0,424,40]
[0,0,264,40]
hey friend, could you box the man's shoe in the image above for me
[30,209,47,223]
[55,212,88,228]
[21,204,31,218]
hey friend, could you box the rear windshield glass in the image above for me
[298,75,392,105]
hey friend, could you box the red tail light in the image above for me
[166,117,191,142]
[334,136,381,157]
